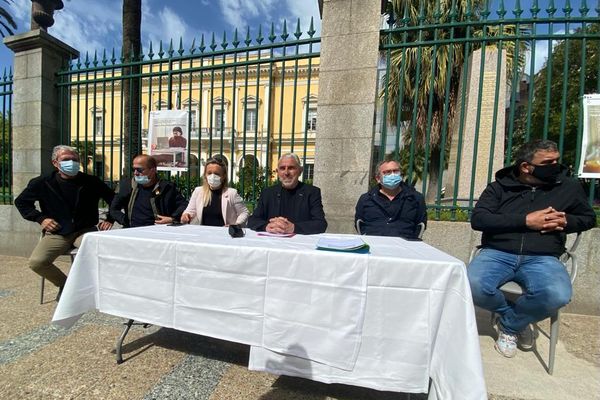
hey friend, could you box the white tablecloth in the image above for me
[52,225,486,399]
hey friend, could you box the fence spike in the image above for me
[481,0,491,19]
[178,37,184,55]
[245,26,252,46]
[563,0,572,16]
[307,17,316,37]
[546,0,557,16]
[92,50,98,67]
[530,0,540,17]
[168,39,174,57]
[433,0,442,22]
[158,40,164,58]
[102,49,107,65]
[579,0,589,16]
[199,34,206,53]
[210,32,217,51]
[256,24,264,44]
[139,44,145,61]
[497,0,506,19]
[268,22,276,42]
[189,37,196,54]
[294,18,302,39]
[232,28,240,48]
[2,67,6,81]
[111,48,116,65]
[84,52,90,68]
[148,41,154,59]
[130,44,136,61]
[281,19,289,41]
[221,30,228,50]
[513,0,523,18]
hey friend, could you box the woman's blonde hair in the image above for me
[201,158,228,207]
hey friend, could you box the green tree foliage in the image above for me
[0,0,17,38]
[513,24,600,168]
[235,155,265,203]
[384,0,528,201]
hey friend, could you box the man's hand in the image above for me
[266,217,295,234]
[526,207,567,233]
[155,215,173,225]
[41,218,61,233]
[180,212,192,224]
[98,221,113,231]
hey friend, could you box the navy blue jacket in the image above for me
[248,182,327,234]
[354,184,427,239]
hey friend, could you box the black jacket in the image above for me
[248,182,328,234]
[15,171,115,235]
[109,178,187,227]
[471,165,596,257]
[355,183,427,239]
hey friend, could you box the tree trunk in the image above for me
[122,0,142,178]
[425,148,442,204]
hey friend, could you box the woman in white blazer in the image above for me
[180,158,249,226]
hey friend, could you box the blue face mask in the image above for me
[134,175,150,185]
[58,160,80,177]
[381,173,402,189]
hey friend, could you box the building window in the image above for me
[303,163,314,181]
[90,107,104,136]
[189,109,198,136]
[245,108,257,132]
[306,108,317,131]
[214,109,225,132]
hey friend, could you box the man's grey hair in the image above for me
[374,158,400,178]
[514,139,558,165]
[279,153,303,170]
[52,145,79,161]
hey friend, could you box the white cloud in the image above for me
[284,0,321,36]
[218,0,277,29]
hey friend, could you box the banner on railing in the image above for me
[148,110,190,172]
[579,94,600,178]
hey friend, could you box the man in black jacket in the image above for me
[109,155,187,227]
[15,145,115,293]
[468,140,596,358]
[355,159,426,239]
[248,153,327,234]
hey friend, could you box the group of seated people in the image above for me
[14,139,597,360]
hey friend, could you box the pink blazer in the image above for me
[183,186,249,226]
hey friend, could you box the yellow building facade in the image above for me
[68,55,320,184]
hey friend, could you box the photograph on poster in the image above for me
[148,110,190,172]
[578,94,600,178]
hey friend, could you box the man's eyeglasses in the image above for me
[133,167,145,173]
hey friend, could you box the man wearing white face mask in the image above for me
[354,159,426,239]
[15,145,115,296]
[180,157,249,226]
[109,154,187,227]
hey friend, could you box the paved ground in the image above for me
[1,254,599,400]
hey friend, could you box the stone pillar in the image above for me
[4,29,79,196]
[445,48,506,204]
[314,0,381,233]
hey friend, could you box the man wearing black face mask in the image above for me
[467,139,596,359]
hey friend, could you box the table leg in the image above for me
[116,319,135,364]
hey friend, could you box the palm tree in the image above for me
[383,0,528,201]
[122,0,141,178]
[0,0,17,38]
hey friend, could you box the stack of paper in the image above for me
[257,231,296,238]
[316,237,370,253]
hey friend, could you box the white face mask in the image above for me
[206,173,222,189]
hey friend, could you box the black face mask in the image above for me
[531,163,561,183]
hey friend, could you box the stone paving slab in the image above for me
[1,254,599,400]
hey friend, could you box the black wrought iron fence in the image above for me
[0,67,12,204]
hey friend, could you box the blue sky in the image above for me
[1,1,597,74]
[0,0,322,71]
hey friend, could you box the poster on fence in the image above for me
[148,110,190,172]
[578,94,600,178]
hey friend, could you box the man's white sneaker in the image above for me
[495,330,518,358]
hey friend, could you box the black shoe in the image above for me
[56,286,64,302]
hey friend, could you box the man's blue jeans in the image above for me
[467,248,572,334]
